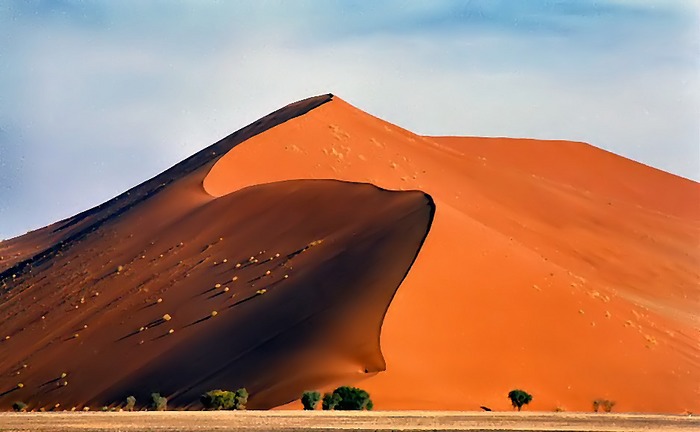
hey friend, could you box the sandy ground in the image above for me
[0,411,697,432]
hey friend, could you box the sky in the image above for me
[0,0,698,240]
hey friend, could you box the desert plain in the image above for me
[0,411,699,432]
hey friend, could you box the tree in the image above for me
[125,396,136,412]
[319,386,373,411]
[322,392,341,410]
[508,389,533,411]
[12,401,27,412]
[149,392,167,411]
[301,391,321,410]
[333,386,373,411]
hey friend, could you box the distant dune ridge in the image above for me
[0,94,698,413]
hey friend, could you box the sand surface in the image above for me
[1,94,698,413]
[0,411,698,432]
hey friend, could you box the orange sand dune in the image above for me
[0,179,433,410]
[205,96,700,413]
[0,94,433,410]
[1,94,698,413]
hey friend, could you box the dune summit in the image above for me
[1,94,698,414]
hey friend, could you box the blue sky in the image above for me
[0,0,698,239]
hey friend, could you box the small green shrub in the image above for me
[149,393,167,411]
[125,395,136,412]
[301,390,321,410]
[234,388,248,410]
[12,401,27,412]
[201,390,236,410]
[322,392,341,410]
[507,389,533,411]
[201,388,248,410]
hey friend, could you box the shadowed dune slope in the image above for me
[205,96,700,413]
[0,178,433,410]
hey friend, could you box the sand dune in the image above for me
[204,96,700,413]
[1,94,698,413]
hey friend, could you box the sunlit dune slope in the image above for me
[205,96,700,413]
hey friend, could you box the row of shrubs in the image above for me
[11,389,247,412]
[301,386,373,411]
[9,386,367,412]
[9,386,614,413]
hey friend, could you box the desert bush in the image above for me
[201,388,247,410]
[149,393,167,411]
[321,386,372,411]
[201,390,236,410]
[233,388,248,410]
[125,395,136,412]
[593,399,616,413]
[507,389,533,411]
[334,386,373,410]
[301,390,321,410]
[603,399,615,413]
[12,401,27,412]
[322,392,341,410]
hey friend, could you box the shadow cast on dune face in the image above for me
[0,177,434,411]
